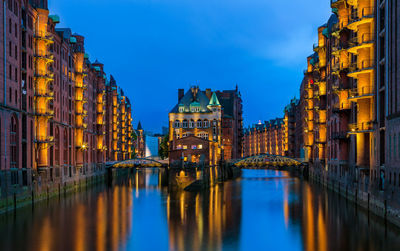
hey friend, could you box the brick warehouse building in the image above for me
[242,119,285,158]
[0,0,135,199]
[168,86,243,166]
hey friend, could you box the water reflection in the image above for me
[0,169,399,251]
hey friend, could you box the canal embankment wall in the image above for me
[309,168,400,228]
[0,166,116,214]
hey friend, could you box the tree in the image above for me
[159,134,169,160]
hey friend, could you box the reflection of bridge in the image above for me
[234,154,303,168]
[109,158,168,168]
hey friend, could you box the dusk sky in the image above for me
[49,0,331,132]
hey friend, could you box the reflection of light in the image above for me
[96,194,106,251]
[318,201,327,251]
[283,184,289,229]
[39,217,52,251]
[75,204,85,251]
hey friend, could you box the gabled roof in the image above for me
[170,87,214,113]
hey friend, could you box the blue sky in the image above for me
[49,0,332,132]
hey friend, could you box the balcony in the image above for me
[34,31,54,42]
[332,102,351,113]
[348,60,374,76]
[348,8,374,28]
[34,89,54,99]
[35,136,54,144]
[34,50,54,62]
[349,86,374,99]
[348,122,373,133]
[347,33,374,53]
[313,43,325,52]
[34,70,54,80]
[75,82,88,89]
[35,108,54,117]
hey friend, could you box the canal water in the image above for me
[0,168,399,251]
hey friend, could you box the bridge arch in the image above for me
[112,158,165,168]
[234,154,302,168]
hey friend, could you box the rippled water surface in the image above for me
[0,168,399,251]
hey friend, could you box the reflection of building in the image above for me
[167,184,241,251]
[242,119,284,157]
[168,87,222,166]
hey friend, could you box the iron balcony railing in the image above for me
[34,136,54,143]
[348,33,374,48]
[349,86,374,98]
[349,60,374,73]
[34,50,54,61]
[35,108,54,117]
[34,31,54,41]
[348,7,374,24]
[34,89,54,98]
[349,122,373,132]
[34,70,54,79]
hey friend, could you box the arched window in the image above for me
[64,129,68,164]
[203,120,209,128]
[10,115,18,168]
[55,127,60,165]
[189,120,195,128]
[174,120,180,128]
[182,120,188,128]
[197,120,202,128]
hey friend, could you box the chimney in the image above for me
[178,89,184,102]
[206,89,212,99]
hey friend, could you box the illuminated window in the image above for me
[191,145,197,150]
[183,145,188,150]
[189,120,195,128]
[182,120,188,128]
[177,145,182,150]
[174,120,180,128]
[198,145,203,149]
[203,120,209,128]
[197,120,202,128]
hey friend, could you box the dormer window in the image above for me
[179,106,184,113]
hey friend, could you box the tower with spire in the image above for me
[136,121,146,158]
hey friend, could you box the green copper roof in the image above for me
[208,92,221,106]
[322,28,329,38]
[49,15,60,23]
[70,37,77,44]
[84,53,89,59]
[94,66,101,72]
[310,58,316,66]
[190,101,200,107]
[332,8,338,14]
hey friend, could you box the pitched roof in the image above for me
[137,121,143,130]
[170,87,214,113]
[208,92,221,107]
